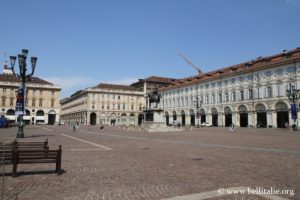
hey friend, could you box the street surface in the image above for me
[0,125,299,200]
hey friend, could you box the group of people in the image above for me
[72,122,104,132]
[228,123,236,133]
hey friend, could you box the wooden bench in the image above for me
[12,145,62,177]
[0,140,62,177]
[0,139,49,151]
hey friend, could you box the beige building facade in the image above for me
[61,83,145,126]
[159,48,300,128]
[0,71,61,125]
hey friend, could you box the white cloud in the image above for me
[101,77,139,85]
[43,76,97,98]
[43,76,96,90]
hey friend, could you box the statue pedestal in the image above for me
[141,109,180,132]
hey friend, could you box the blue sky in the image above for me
[0,0,300,97]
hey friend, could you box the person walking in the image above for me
[228,123,235,133]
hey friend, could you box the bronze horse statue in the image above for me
[147,88,161,109]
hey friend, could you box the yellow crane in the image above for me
[177,52,202,75]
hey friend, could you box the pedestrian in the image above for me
[228,123,235,133]
[72,123,76,132]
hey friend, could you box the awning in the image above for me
[5,115,15,120]
[36,116,45,120]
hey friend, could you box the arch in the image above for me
[48,110,56,125]
[90,112,97,125]
[25,109,31,116]
[190,109,195,126]
[275,102,288,111]
[199,108,206,123]
[165,111,170,125]
[211,107,218,127]
[211,107,218,114]
[6,109,15,115]
[238,105,248,113]
[275,102,289,128]
[255,103,267,128]
[172,111,177,121]
[255,103,267,112]
[121,113,127,117]
[129,113,135,117]
[224,106,232,127]
[138,114,143,126]
[111,113,117,125]
[36,110,44,116]
[181,110,186,126]
[238,105,248,127]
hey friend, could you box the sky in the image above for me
[0,0,300,98]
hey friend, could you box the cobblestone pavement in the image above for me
[0,125,299,200]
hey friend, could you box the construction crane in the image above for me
[177,52,202,75]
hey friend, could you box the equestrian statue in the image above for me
[147,87,162,109]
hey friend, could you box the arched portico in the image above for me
[238,105,248,127]
[275,102,289,128]
[256,103,267,127]
[224,106,232,127]
[211,108,218,126]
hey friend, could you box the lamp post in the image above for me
[286,83,300,131]
[194,97,202,128]
[10,49,37,138]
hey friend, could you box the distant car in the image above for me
[201,122,212,127]
[0,117,8,128]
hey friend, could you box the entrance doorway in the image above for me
[48,110,56,125]
[181,110,185,126]
[224,107,232,127]
[211,108,218,127]
[190,110,195,126]
[90,112,96,125]
[276,102,289,128]
[256,104,267,127]
[165,112,169,125]
[239,105,248,127]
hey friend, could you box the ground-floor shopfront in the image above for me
[1,108,60,125]
[61,110,144,126]
[163,100,293,128]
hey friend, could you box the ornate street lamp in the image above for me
[193,97,202,128]
[286,83,300,131]
[10,49,37,138]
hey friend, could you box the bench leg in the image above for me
[12,163,17,177]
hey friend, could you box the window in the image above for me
[131,104,134,110]
[107,105,110,110]
[123,104,125,110]
[113,104,115,110]
[218,93,222,103]
[113,95,115,99]
[225,92,229,102]
[51,91,55,96]
[39,99,43,107]
[232,92,236,101]
[10,98,14,106]
[212,94,215,104]
[248,89,253,99]
[118,104,120,110]
[257,88,260,99]
[240,90,244,101]
[206,95,209,104]
[3,88,6,93]
[51,100,54,107]
[33,90,36,96]
[118,95,120,100]
[267,86,272,98]
[40,90,43,95]
[32,99,36,107]
[101,105,104,110]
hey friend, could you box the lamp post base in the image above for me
[17,127,24,138]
